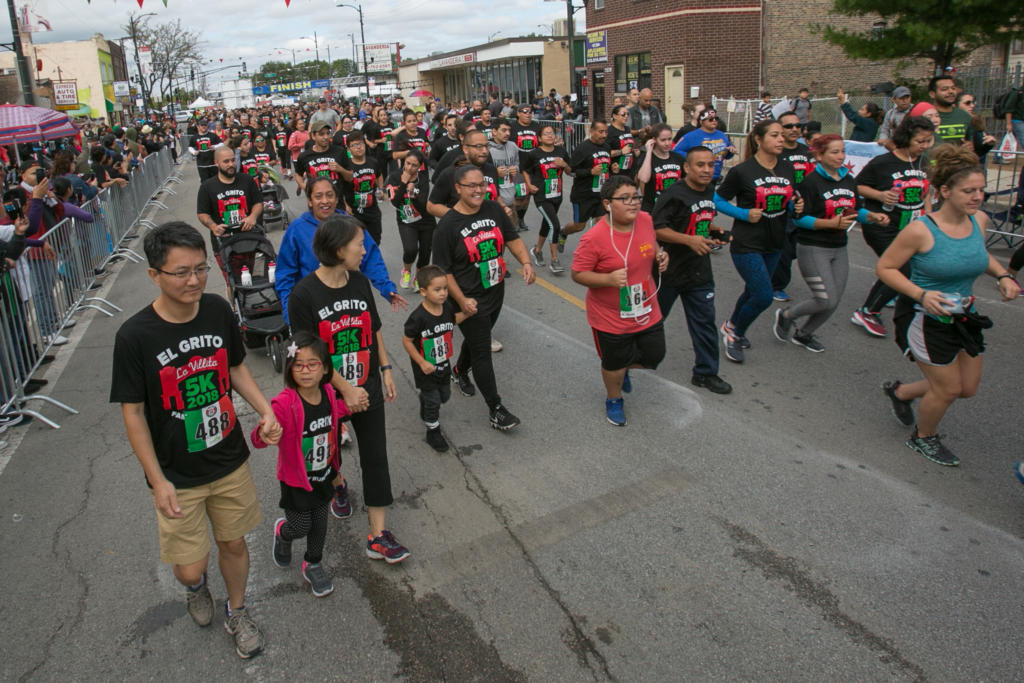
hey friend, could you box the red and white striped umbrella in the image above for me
[0,104,79,144]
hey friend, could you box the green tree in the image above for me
[815,0,1024,73]
[122,14,203,102]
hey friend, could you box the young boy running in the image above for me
[402,265,469,452]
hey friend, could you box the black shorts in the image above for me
[895,309,985,366]
[592,321,666,371]
[573,198,604,223]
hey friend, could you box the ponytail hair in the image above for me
[746,119,780,160]
[929,143,983,191]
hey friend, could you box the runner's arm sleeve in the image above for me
[359,230,398,300]
[713,193,751,222]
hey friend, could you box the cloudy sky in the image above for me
[9,0,582,75]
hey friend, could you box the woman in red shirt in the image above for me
[571,176,669,426]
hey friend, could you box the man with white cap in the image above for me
[878,86,914,151]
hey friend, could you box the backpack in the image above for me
[993,88,1018,120]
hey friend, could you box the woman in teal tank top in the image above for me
[875,145,1021,467]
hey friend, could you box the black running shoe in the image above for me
[906,431,960,466]
[489,404,520,431]
[692,374,733,394]
[425,427,448,452]
[882,381,915,426]
[452,367,476,397]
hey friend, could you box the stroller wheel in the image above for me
[268,335,284,373]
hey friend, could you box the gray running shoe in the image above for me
[549,258,564,274]
[531,246,545,266]
[772,308,794,342]
[906,431,960,467]
[185,574,213,627]
[224,605,264,659]
[302,561,335,597]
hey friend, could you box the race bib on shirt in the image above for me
[319,313,373,387]
[303,432,331,471]
[421,332,453,365]
[158,348,237,453]
[619,281,652,319]
[400,201,421,223]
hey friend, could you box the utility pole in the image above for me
[5,0,34,104]
[337,4,368,98]
[128,13,156,118]
[566,0,574,99]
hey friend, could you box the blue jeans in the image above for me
[28,259,59,336]
[657,282,719,377]
[729,251,780,336]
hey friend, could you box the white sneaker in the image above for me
[490,339,503,353]
[62,319,76,329]
[46,334,69,346]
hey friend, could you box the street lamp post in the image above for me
[128,12,157,118]
[301,34,320,79]
[336,4,367,98]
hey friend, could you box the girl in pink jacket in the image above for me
[251,332,350,597]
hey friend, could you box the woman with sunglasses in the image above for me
[607,105,637,177]
[956,92,996,163]
[572,176,669,427]
[714,119,803,363]
[431,165,535,431]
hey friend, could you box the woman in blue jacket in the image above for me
[275,177,407,322]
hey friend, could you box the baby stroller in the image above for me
[258,165,290,232]
[216,231,288,373]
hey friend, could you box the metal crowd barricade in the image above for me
[0,146,180,430]
[983,149,1024,249]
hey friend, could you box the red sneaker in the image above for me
[850,309,887,337]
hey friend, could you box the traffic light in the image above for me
[242,61,247,73]
[189,67,195,79]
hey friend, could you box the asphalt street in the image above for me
[1,161,1022,681]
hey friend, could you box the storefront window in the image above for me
[614,52,650,93]
[437,56,543,106]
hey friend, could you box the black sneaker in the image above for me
[301,561,334,597]
[272,517,291,568]
[791,332,824,352]
[425,427,448,452]
[882,381,915,426]
[906,430,960,466]
[489,404,520,431]
[772,308,793,342]
[452,367,476,397]
[692,374,733,394]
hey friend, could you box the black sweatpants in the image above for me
[456,300,503,411]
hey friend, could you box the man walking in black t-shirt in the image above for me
[111,222,281,659]
[196,146,263,251]
[188,119,223,182]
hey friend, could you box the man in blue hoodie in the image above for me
[274,180,406,323]
[672,108,736,184]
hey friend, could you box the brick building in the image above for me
[584,0,931,127]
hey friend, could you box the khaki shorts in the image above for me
[153,461,262,565]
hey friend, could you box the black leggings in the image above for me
[536,199,562,242]
[398,221,436,268]
[456,299,503,410]
[860,224,910,313]
[277,148,291,171]
[349,405,393,507]
[280,504,329,563]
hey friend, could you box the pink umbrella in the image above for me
[409,89,433,98]
[0,104,79,145]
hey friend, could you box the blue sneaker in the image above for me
[605,398,626,426]
[773,290,791,302]
[622,370,632,394]
[1015,462,1024,486]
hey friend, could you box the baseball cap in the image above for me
[698,108,718,122]
[197,119,209,126]
[19,159,40,173]
[310,120,331,133]
[892,86,912,99]
[319,97,327,103]
[517,104,532,113]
